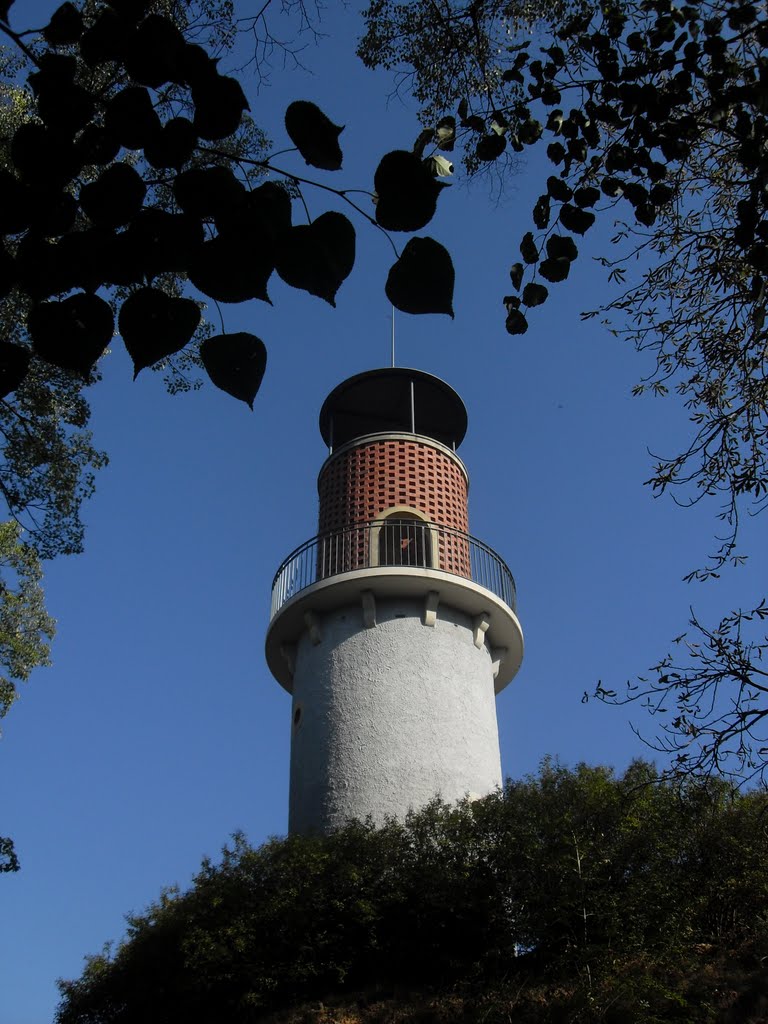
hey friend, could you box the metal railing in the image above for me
[270,519,516,619]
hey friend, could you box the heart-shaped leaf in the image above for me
[104,87,160,150]
[200,332,266,408]
[559,203,595,234]
[80,163,147,229]
[75,125,120,166]
[80,8,135,65]
[124,210,204,278]
[188,234,273,304]
[57,229,114,292]
[0,342,31,398]
[505,309,529,334]
[476,134,506,161]
[43,2,83,45]
[284,101,343,171]
[520,232,539,264]
[509,262,524,290]
[374,150,447,232]
[36,81,94,138]
[533,194,551,229]
[546,234,578,261]
[144,117,197,170]
[547,175,572,202]
[15,235,73,298]
[118,287,201,376]
[275,211,355,306]
[173,166,245,219]
[174,43,218,87]
[11,124,80,186]
[214,181,292,241]
[574,186,600,208]
[385,237,454,318]
[124,14,185,89]
[539,257,571,282]
[522,282,548,307]
[26,186,78,237]
[192,75,249,141]
[29,293,113,377]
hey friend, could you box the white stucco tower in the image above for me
[266,368,524,834]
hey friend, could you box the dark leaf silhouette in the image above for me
[43,3,83,45]
[29,293,113,377]
[15,235,72,298]
[80,163,147,229]
[559,203,595,235]
[87,232,142,288]
[0,0,14,24]
[188,235,273,304]
[522,282,548,307]
[11,124,80,186]
[214,181,292,241]
[574,186,600,208]
[275,211,355,306]
[505,308,528,334]
[0,171,30,234]
[75,124,120,166]
[546,235,578,262]
[539,257,571,283]
[192,75,249,141]
[200,332,266,409]
[118,288,201,377]
[385,237,454,317]
[124,14,185,88]
[26,186,77,237]
[476,134,506,161]
[104,87,160,150]
[374,150,447,232]
[0,244,14,298]
[547,176,572,202]
[174,42,218,87]
[533,195,551,229]
[79,8,134,66]
[144,117,197,170]
[284,101,344,171]
[106,0,151,22]
[0,342,31,399]
[520,232,539,264]
[173,166,245,219]
[124,210,204,279]
[509,262,523,289]
[35,80,94,138]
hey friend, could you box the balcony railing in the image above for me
[270,519,517,620]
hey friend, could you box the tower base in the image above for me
[287,596,502,834]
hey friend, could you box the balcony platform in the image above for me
[266,563,524,695]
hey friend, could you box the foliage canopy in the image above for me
[360,0,768,783]
[56,761,768,1024]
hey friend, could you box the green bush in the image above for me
[56,761,768,1024]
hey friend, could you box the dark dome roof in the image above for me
[319,368,467,450]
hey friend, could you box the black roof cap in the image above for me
[319,368,467,450]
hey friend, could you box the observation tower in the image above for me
[265,368,524,834]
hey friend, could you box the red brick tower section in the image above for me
[316,369,471,579]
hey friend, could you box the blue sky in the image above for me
[3,2,766,1021]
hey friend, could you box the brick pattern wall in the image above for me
[317,437,470,577]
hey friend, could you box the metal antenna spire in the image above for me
[391,305,396,367]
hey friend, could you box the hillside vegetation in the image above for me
[57,761,768,1023]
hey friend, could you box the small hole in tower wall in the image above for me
[293,706,302,727]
